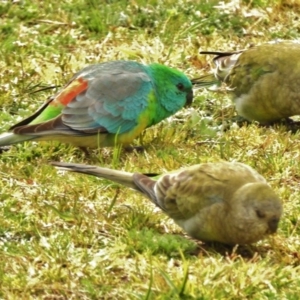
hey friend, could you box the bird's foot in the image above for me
[123,145,145,153]
[78,147,91,157]
[232,115,252,127]
[0,146,11,154]
[258,118,300,133]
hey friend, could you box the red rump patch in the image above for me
[53,77,89,106]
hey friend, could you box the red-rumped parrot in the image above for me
[0,61,193,148]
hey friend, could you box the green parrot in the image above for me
[51,161,283,245]
[193,40,300,123]
[0,61,193,149]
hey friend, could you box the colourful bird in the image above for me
[0,61,193,149]
[192,40,300,123]
[51,161,283,245]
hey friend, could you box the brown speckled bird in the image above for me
[193,40,300,124]
[51,161,283,245]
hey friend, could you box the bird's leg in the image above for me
[124,133,146,152]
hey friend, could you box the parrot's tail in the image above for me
[0,132,36,146]
[191,74,220,88]
[51,161,137,191]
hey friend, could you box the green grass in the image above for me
[0,0,300,298]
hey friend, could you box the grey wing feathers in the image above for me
[132,173,158,205]
[133,172,186,214]
[62,63,152,134]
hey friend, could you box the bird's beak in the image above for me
[185,89,194,107]
[268,217,280,234]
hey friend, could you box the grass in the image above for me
[0,0,300,298]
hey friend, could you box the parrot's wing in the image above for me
[132,173,157,201]
[133,166,227,221]
[13,61,153,136]
[133,162,266,221]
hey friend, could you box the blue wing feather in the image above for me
[62,61,153,134]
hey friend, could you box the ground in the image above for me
[0,0,300,299]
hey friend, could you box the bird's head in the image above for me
[148,64,193,111]
[225,182,283,245]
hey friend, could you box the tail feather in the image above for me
[200,51,237,56]
[51,161,138,191]
[200,50,243,82]
[191,74,220,88]
[0,132,36,146]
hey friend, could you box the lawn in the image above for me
[0,0,300,299]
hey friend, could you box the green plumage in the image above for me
[0,61,193,149]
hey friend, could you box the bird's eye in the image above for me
[256,209,265,218]
[176,83,185,91]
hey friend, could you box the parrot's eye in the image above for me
[256,209,265,218]
[176,83,185,91]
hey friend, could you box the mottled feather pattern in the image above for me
[194,40,300,123]
[132,173,157,203]
[154,163,259,221]
[154,173,178,212]
[210,51,243,81]
[51,161,282,245]
[229,42,300,122]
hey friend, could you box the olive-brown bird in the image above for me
[192,40,300,123]
[51,161,283,245]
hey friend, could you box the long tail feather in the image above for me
[200,51,237,56]
[0,132,36,146]
[191,74,220,88]
[51,161,138,191]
